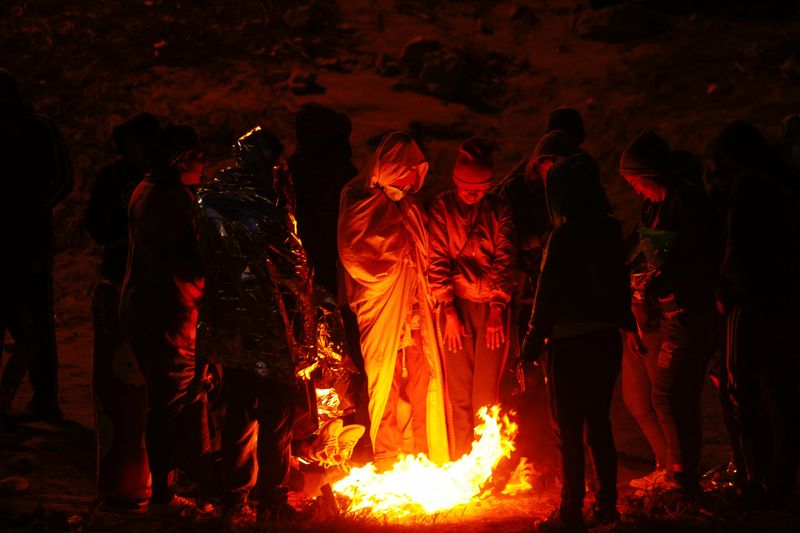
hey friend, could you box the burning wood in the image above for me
[331,405,532,518]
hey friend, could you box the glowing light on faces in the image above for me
[455,185,489,205]
[332,405,533,519]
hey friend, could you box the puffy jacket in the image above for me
[428,191,516,306]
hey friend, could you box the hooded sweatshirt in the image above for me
[338,132,449,463]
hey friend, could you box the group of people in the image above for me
[1,65,798,531]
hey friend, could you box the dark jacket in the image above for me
[632,181,721,315]
[522,154,634,360]
[196,129,314,385]
[428,192,516,306]
[120,170,203,339]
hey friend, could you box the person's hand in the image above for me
[443,305,466,352]
[715,299,727,316]
[486,304,506,350]
[625,329,648,358]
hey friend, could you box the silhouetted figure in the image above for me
[669,149,704,189]
[0,69,72,421]
[429,137,515,458]
[195,127,313,522]
[709,121,799,507]
[545,107,586,146]
[120,125,209,508]
[520,153,636,531]
[338,132,449,470]
[85,113,160,512]
[620,130,721,496]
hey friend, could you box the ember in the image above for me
[332,405,531,518]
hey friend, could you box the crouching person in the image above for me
[519,154,639,531]
[195,127,315,523]
[338,132,449,471]
[429,138,516,458]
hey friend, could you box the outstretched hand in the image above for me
[443,306,466,352]
[486,305,506,350]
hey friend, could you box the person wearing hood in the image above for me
[545,107,586,147]
[428,137,515,458]
[120,125,209,510]
[0,69,72,422]
[709,121,798,507]
[519,153,637,531]
[620,130,721,496]
[85,113,160,512]
[195,126,317,521]
[338,132,449,470]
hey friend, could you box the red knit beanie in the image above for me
[452,137,496,189]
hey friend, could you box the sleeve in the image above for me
[488,201,516,306]
[33,115,73,209]
[520,228,566,360]
[427,198,455,305]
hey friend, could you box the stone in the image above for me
[574,4,669,43]
[400,37,443,77]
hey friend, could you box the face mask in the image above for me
[383,184,411,202]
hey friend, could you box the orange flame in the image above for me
[332,405,532,518]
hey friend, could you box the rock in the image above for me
[376,53,404,77]
[400,37,443,77]
[573,4,669,43]
[781,52,800,81]
[507,4,540,26]
[288,71,326,96]
[0,475,30,495]
[408,120,474,141]
[7,456,34,474]
[736,40,793,75]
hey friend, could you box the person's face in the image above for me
[121,133,151,170]
[180,153,205,186]
[623,174,666,202]
[383,162,426,202]
[456,185,488,205]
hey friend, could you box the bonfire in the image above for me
[332,405,533,519]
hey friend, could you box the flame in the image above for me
[332,405,532,518]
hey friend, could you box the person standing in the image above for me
[86,113,160,512]
[520,153,637,531]
[120,125,209,509]
[338,132,449,471]
[0,69,72,421]
[429,137,515,458]
[620,130,721,495]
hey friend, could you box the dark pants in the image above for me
[374,329,430,469]
[91,282,150,501]
[623,310,714,483]
[127,307,209,502]
[221,368,295,508]
[26,247,60,414]
[726,306,799,501]
[443,298,507,457]
[0,276,38,413]
[545,327,621,516]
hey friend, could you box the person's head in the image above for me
[707,120,777,197]
[370,131,428,202]
[668,149,704,188]
[295,102,352,156]
[452,137,496,205]
[525,130,580,183]
[152,125,204,186]
[112,112,160,171]
[545,107,585,146]
[234,125,292,200]
[547,153,611,226]
[620,130,672,202]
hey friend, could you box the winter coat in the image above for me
[428,191,516,306]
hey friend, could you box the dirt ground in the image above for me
[1,0,800,531]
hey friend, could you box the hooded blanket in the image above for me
[338,133,449,464]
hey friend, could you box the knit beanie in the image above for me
[619,130,670,178]
[113,112,161,155]
[525,130,580,179]
[452,137,496,189]
[546,107,585,145]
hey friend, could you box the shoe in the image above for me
[100,497,148,515]
[583,505,619,529]
[149,494,196,516]
[308,419,343,465]
[629,469,669,490]
[333,424,365,468]
[536,508,586,532]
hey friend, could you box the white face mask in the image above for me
[383,184,411,202]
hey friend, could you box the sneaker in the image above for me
[536,508,586,532]
[308,419,343,465]
[583,505,619,529]
[333,424,366,468]
[629,469,669,490]
[149,494,196,516]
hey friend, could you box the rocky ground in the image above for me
[1,0,800,531]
